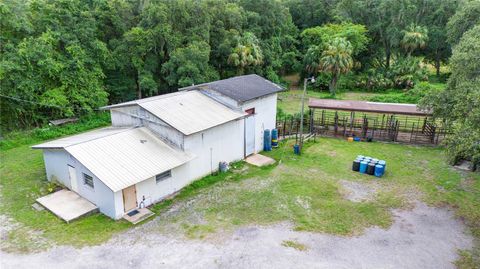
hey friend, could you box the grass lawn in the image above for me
[150,139,479,239]
[277,89,403,115]
[0,145,132,252]
[1,135,479,264]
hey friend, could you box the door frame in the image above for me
[244,109,256,157]
[67,165,78,193]
[122,185,138,213]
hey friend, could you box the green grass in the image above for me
[151,138,479,239]
[282,240,308,251]
[1,126,478,265]
[277,89,405,115]
[0,145,132,252]
[0,112,111,151]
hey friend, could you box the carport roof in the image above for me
[33,127,194,192]
[308,99,432,116]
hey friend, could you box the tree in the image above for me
[284,0,335,30]
[228,32,263,75]
[162,41,219,87]
[420,0,457,77]
[0,0,109,129]
[336,0,424,68]
[401,24,428,56]
[420,25,480,169]
[301,23,369,56]
[446,0,480,46]
[115,27,157,99]
[317,38,354,96]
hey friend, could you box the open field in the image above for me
[1,135,479,268]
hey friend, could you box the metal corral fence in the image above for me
[276,109,450,145]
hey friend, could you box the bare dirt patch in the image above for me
[0,202,473,269]
[339,180,380,202]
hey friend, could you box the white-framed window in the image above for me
[156,170,171,184]
[83,173,94,188]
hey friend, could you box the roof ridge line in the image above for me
[64,127,135,148]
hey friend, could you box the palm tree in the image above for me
[402,24,429,56]
[318,38,353,96]
[228,32,263,75]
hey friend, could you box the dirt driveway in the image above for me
[0,201,472,269]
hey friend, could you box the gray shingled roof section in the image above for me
[183,74,284,103]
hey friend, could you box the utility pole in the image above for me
[298,77,315,153]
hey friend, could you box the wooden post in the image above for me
[309,109,314,134]
[334,111,338,135]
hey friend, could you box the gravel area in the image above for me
[0,201,473,269]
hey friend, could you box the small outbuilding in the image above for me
[33,74,283,220]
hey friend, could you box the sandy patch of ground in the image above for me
[0,201,472,269]
[339,180,380,202]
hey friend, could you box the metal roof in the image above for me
[101,91,244,135]
[35,127,194,192]
[308,99,432,116]
[100,91,185,110]
[181,74,284,103]
[32,127,131,149]
[141,91,246,135]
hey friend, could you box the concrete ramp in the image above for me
[245,154,276,167]
[37,189,98,223]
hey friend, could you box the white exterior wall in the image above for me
[110,106,184,149]
[199,89,240,110]
[42,149,117,219]
[141,110,184,149]
[110,106,141,127]
[241,94,278,153]
[183,118,244,179]
[115,119,244,219]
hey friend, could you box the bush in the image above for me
[0,112,111,150]
[354,57,428,91]
[368,81,439,104]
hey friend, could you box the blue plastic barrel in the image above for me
[378,160,386,170]
[271,129,278,148]
[354,137,361,142]
[293,144,300,155]
[357,155,364,160]
[374,164,385,177]
[359,161,368,173]
[263,129,271,151]
[372,158,379,164]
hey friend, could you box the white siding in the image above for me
[183,118,244,179]
[43,149,71,187]
[241,94,278,153]
[132,163,189,208]
[41,149,118,219]
[198,88,240,110]
[142,110,184,149]
[110,106,141,127]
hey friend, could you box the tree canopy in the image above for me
[0,0,475,135]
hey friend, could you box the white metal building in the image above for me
[33,74,283,219]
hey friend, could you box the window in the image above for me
[83,173,94,188]
[156,170,171,183]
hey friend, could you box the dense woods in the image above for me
[1,0,479,166]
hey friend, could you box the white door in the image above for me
[245,115,255,156]
[68,165,78,192]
